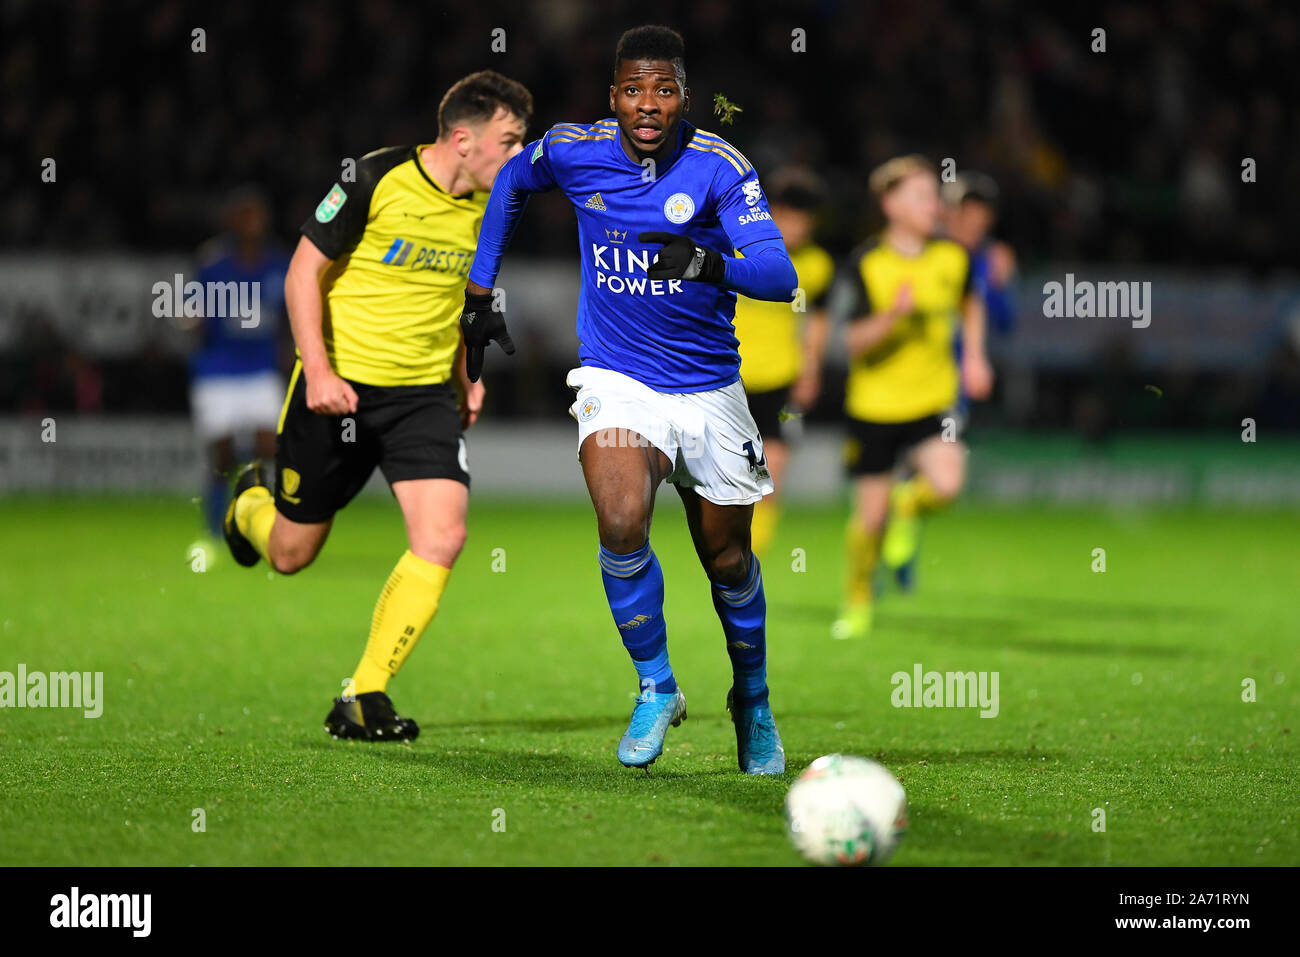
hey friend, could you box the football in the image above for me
[784,754,908,866]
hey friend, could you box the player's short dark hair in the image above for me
[768,167,827,212]
[223,184,270,215]
[942,171,1000,210]
[437,70,533,138]
[614,25,686,80]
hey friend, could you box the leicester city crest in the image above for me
[663,192,695,224]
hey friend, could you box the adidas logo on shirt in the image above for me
[584,193,607,211]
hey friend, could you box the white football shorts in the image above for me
[567,365,774,506]
[190,370,285,442]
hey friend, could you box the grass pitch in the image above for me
[0,497,1294,866]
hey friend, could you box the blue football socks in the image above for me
[600,542,676,696]
[712,555,769,706]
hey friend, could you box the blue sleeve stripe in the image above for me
[689,131,753,172]
[552,133,615,144]
[686,142,747,175]
[550,119,616,140]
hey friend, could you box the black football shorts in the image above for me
[745,384,792,443]
[844,413,950,477]
[274,363,469,523]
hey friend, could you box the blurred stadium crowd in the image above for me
[2,0,1296,428]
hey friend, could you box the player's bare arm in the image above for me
[959,290,993,399]
[845,283,912,359]
[453,337,485,429]
[792,306,830,409]
[284,235,358,415]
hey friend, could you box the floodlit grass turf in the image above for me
[0,497,1294,866]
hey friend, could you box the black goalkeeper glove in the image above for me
[638,232,726,284]
[459,288,515,383]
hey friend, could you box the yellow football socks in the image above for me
[893,475,948,519]
[234,487,276,564]
[750,498,780,556]
[844,521,879,607]
[831,521,878,639]
[350,550,450,695]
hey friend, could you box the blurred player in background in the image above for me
[733,167,834,556]
[942,171,1016,424]
[189,187,289,538]
[462,25,797,774]
[222,71,532,740]
[832,155,993,640]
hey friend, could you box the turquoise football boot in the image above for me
[726,687,786,775]
[617,687,687,768]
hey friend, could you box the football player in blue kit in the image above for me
[189,187,289,538]
[460,25,797,774]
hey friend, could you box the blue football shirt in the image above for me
[190,244,289,380]
[470,119,787,392]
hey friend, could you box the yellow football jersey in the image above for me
[844,236,971,422]
[301,146,487,386]
[734,242,834,393]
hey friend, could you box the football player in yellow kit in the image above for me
[833,155,994,639]
[732,168,834,555]
[223,71,533,738]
